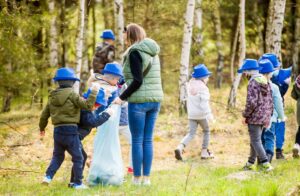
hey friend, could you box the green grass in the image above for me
[1,159,300,195]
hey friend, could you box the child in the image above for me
[291,75,300,158]
[260,53,292,159]
[259,59,285,163]
[39,67,100,189]
[239,59,274,172]
[92,30,115,74]
[175,64,214,160]
[69,88,114,187]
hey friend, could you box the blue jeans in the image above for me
[128,102,160,177]
[46,126,83,185]
[275,121,285,150]
[262,123,276,155]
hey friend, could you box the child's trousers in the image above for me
[45,126,83,185]
[70,147,87,183]
[181,119,210,149]
[275,121,285,150]
[262,123,276,155]
[248,124,268,164]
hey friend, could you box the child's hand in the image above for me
[106,108,114,116]
[113,97,123,105]
[40,131,45,141]
[91,82,101,92]
[242,118,247,125]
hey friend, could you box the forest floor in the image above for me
[1,86,300,195]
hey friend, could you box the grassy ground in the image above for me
[1,86,300,195]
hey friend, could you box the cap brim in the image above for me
[102,70,123,77]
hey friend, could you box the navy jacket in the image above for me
[78,110,110,140]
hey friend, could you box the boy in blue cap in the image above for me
[258,59,285,163]
[175,64,214,160]
[69,88,114,187]
[238,59,274,172]
[92,30,115,74]
[39,67,100,189]
[259,53,292,159]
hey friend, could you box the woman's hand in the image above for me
[113,97,123,105]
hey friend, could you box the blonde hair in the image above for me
[125,23,146,45]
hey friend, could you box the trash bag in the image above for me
[87,104,124,186]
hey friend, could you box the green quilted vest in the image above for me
[123,38,164,103]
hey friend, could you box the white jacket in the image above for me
[187,79,213,120]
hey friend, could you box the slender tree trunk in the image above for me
[75,0,87,93]
[60,0,67,67]
[292,0,300,76]
[212,2,224,88]
[179,0,195,114]
[2,61,13,113]
[102,0,109,28]
[228,0,246,108]
[48,0,58,67]
[230,16,240,82]
[265,0,286,60]
[254,1,264,55]
[114,0,124,63]
[192,0,204,64]
[143,0,150,30]
[92,0,96,55]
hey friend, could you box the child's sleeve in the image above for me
[70,90,97,110]
[291,85,299,100]
[39,103,50,131]
[273,85,285,120]
[243,81,259,118]
[92,112,111,128]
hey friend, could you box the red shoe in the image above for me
[127,167,133,174]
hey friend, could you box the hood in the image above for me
[49,88,73,106]
[131,38,160,57]
[254,76,269,96]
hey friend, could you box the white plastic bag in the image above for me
[87,104,124,186]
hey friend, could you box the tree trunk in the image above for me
[60,0,67,67]
[253,0,264,55]
[265,0,286,59]
[212,2,224,88]
[230,16,240,83]
[228,0,246,108]
[192,0,204,64]
[114,0,124,63]
[179,0,195,114]
[48,0,58,67]
[292,0,300,76]
[75,0,87,93]
[92,0,96,55]
[102,0,109,28]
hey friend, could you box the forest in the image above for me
[1,0,300,195]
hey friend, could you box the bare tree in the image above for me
[114,0,124,63]
[193,0,204,63]
[212,1,224,88]
[179,0,195,113]
[265,0,286,59]
[48,0,58,67]
[230,16,240,82]
[228,0,246,108]
[75,0,87,93]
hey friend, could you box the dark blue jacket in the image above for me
[78,110,110,140]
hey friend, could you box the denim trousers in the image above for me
[128,102,160,177]
[262,123,276,155]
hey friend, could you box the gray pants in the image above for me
[248,124,268,163]
[181,119,210,149]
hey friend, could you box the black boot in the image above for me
[276,149,285,159]
[266,153,273,163]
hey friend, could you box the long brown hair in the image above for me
[124,23,146,46]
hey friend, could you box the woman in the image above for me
[114,23,163,185]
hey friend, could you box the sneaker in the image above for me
[143,179,151,186]
[127,167,133,175]
[132,178,142,186]
[243,162,255,171]
[293,143,300,158]
[260,162,274,172]
[174,149,183,161]
[72,183,88,189]
[201,149,214,159]
[42,176,52,185]
[276,149,285,159]
[68,183,74,188]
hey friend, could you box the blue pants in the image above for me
[70,147,87,183]
[128,102,160,177]
[262,123,276,155]
[275,122,285,150]
[45,126,83,185]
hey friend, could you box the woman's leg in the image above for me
[143,103,160,177]
[128,103,146,177]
